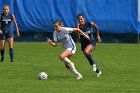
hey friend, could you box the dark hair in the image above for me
[77,13,85,19]
[54,20,63,26]
[3,5,10,10]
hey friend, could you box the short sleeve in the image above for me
[62,27,74,33]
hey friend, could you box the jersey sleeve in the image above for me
[53,31,57,42]
[62,27,74,33]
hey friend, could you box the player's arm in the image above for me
[0,14,2,34]
[91,22,102,43]
[64,27,89,39]
[72,28,90,40]
[0,14,1,22]
[12,14,20,37]
[47,38,57,47]
[75,24,80,39]
[47,32,57,47]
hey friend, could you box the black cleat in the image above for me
[10,59,14,62]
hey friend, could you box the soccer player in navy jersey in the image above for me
[0,5,20,62]
[76,13,102,77]
[47,20,89,79]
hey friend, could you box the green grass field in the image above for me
[0,42,139,93]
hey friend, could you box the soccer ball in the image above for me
[38,72,48,80]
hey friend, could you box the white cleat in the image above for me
[77,74,83,80]
[93,64,97,71]
[96,71,102,77]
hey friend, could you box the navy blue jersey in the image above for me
[79,22,96,51]
[0,13,12,32]
[79,22,95,42]
[79,22,92,33]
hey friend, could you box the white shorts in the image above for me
[66,47,76,54]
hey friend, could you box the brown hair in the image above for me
[54,20,64,26]
[3,5,10,10]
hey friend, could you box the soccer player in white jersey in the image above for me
[47,20,89,79]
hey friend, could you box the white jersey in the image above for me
[53,27,76,51]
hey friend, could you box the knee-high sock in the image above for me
[64,57,80,76]
[69,66,81,76]
[9,48,14,61]
[64,57,72,64]
[85,54,100,73]
[85,54,95,66]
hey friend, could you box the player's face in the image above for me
[77,16,85,25]
[54,23,61,32]
[3,6,10,15]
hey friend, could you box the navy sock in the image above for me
[85,54,95,66]
[85,54,100,73]
[1,49,4,61]
[9,48,14,62]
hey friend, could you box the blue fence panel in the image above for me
[0,0,2,12]
[14,0,77,32]
[76,0,138,33]
[0,0,14,13]
[0,0,140,33]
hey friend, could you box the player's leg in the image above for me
[60,49,73,64]
[83,44,101,77]
[60,49,82,79]
[0,40,5,62]
[7,37,14,62]
[83,44,95,65]
[65,62,83,80]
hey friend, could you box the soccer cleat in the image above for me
[10,58,14,62]
[92,64,97,71]
[10,60,14,62]
[77,73,83,80]
[96,71,102,77]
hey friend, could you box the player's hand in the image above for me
[97,36,102,43]
[0,29,3,34]
[84,35,90,40]
[16,32,20,37]
[47,38,52,44]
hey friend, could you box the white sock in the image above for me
[93,64,96,67]
[69,63,81,76]
[70,68,80,76]
[64,57,72,64]
[92,64,97,71]
[64,57,81,76]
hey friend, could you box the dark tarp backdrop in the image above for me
[0,0,140,42]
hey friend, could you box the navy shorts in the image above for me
[0,31,13,40]
[81,37,96,51]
